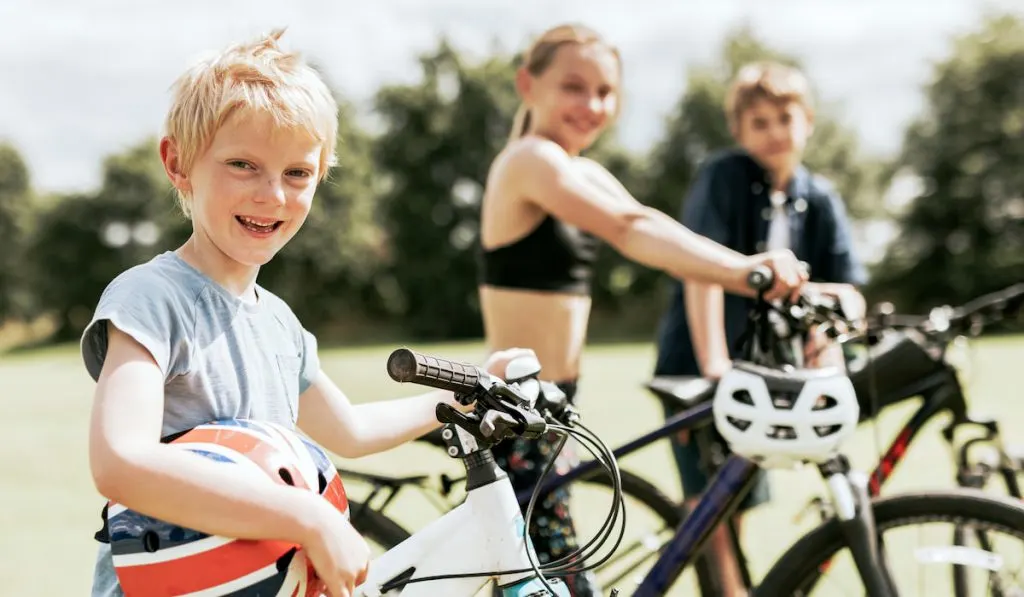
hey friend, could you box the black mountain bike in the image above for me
[645,282,1024,594]
[340,283,1024,594]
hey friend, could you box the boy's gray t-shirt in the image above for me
[80,251,321,597]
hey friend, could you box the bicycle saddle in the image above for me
[645,376,717,410]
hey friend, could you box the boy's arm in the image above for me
[297,371,458,459]
[681,160,737,379]
[818,184,868,288]
[685,283,733,379]
[89,324,332,546]
[297,348,537,459]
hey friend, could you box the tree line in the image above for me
[0,18,1021,347]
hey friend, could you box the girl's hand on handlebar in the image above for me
[748,250,808,301]
[448,347,540,413]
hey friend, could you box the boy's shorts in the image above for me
[662,402,771,511]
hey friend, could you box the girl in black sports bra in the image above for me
[480,214,599,295]
[477,24,807,597]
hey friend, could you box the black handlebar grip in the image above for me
[746,265,774,292]
[387,348,481,394]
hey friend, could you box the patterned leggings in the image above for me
[490,381,601,597]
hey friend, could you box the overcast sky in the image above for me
[1,0,1020,194]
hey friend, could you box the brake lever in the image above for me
[536,381,580,426]
[435,403,488,445]
[471,382,549,438]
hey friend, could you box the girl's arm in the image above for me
[504,139,804,300]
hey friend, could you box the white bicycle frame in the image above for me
[354,449,566,596]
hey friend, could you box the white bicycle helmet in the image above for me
[712,361,860,468]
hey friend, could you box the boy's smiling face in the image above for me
[167,109,322,268]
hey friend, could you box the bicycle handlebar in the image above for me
[740,265,858,349]
[744,261,1024,345]
[386,348,577,445]
[387,348,482,394]
[746,265,776,293]
[867,283,1024,339]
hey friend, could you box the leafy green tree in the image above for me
[25,139,177,340]
[867,14,1024,312]
[0,142,32,322]
[371,41,520,339]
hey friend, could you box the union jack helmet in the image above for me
[107,419,349,597]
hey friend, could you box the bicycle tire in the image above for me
[576,467,683,528]
[756,489,1024,596]
[347,499,413,549]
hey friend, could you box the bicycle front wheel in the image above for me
[757,489,1024,596]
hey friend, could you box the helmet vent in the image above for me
[767,425,797,440]
[813,395,838,411]
[732,389,754,406]
[142,531,160,553]
[727,416,751,431]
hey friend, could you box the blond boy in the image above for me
[83,30,529,597]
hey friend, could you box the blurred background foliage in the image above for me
[1,14,1021,349]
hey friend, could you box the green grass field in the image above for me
[2,336,1022,595]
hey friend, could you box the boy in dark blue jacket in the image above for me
[653,61,867,596]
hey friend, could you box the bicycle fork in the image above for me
[821,455,900,597]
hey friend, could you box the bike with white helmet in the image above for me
[344,268,1024,597]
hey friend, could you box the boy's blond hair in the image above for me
[164,28,338,215]
[724,61,814,133]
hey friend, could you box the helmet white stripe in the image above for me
[111,535,234,567]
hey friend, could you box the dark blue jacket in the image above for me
[653,149,867,376]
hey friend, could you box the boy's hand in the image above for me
[805,282,867,326]
[302,497,371,597]
[804,324,847,371]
